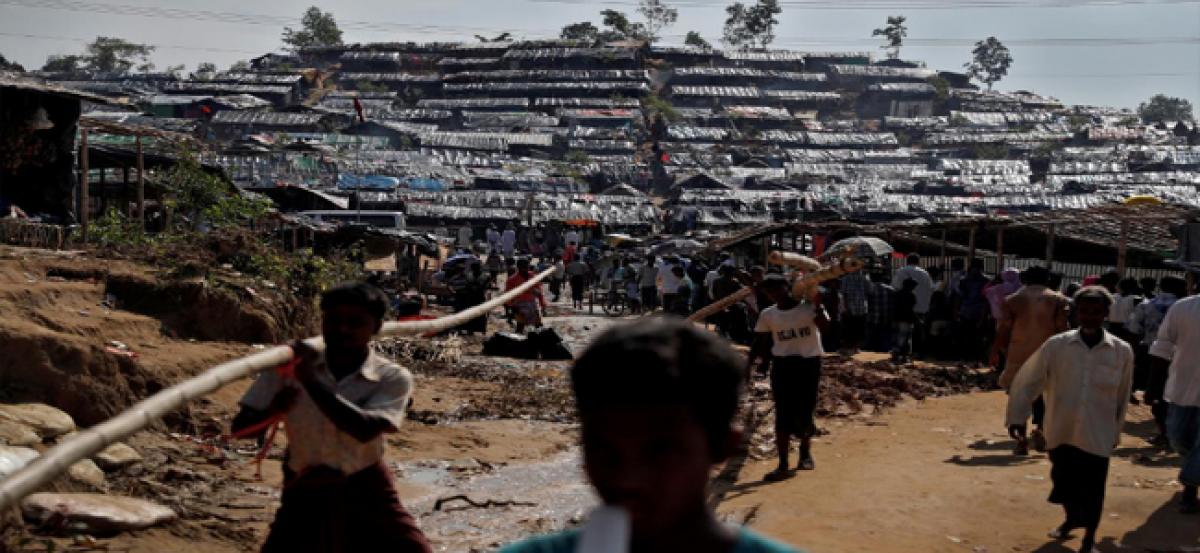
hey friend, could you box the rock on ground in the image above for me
[0,419,40,446]
[0,403,76,438]
[68,459,107,488]
[92,443,142,472]
[0,445,39,478]
[21,492,176,534]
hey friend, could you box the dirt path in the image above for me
[716,392,1196,553]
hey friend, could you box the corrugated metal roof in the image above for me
[722,50,805,62]
[418,98,529,109]
[763,90,841,102]
[443,81,649,93]
[210,110,326,126]
[672,67,826,81]
[534,97,641,108]
[338,72,442,82]
[828,65,936,80]
[671,85,761,97]
[443,69,648,82]
[502,48,637,60]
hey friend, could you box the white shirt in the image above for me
[657,262,681,293]
[240,352,413,474]
[1150,295,1200,407]
[755,303,825,358]
[501,230,517,252]
[1108,294,1141,324]
[704,270,720,297]
[458,226,473,247]
[1006,330,1134,457]
[486,228,501,247]
[892,265,934,314]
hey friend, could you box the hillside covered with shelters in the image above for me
[7,38,1195,242]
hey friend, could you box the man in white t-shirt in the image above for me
[748,274,829,482]
[658,256,683,309]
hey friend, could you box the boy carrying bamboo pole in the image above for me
[231,282,432,553]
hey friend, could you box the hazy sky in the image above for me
[1,0,1197,110]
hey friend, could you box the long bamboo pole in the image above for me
[0,268,554,511]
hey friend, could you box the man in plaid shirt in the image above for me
[865,270,895,352]
[841,271,870,351]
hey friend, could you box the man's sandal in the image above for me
[763,468,793,482]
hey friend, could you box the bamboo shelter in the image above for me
[0,268,554,511]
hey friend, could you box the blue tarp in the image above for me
[404,177,447,191]
[337,174,401,191]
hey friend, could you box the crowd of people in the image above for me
[238,220,1200,553]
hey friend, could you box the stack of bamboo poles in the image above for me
[686,250,865,323]
[0,268,555,511]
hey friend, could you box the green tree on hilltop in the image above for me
[872,15,908,60]
[723,0,782,51]
[1139,94,1194,123]
[964,36,1012,91]
[282,7,344,52]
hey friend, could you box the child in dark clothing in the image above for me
[893,278,918,363]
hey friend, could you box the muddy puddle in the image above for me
[396,450,596,552]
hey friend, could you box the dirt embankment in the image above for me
[0,246,316,428]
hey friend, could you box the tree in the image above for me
[723,0,782,51]
[561,21,600,42]
[684,31,711,49]
[964,36,1012,91]
[42,54,85,73]
[228,60,251,72]
[1138,94,1195,123]
[872,15,907,60]
[473,32,512,43]
[164,64,185,78]
[190,62,218,80]
[281,6,343,51]
[85,37,155,73]
[601,9,649,41]
[0,53,24,72]
[638,0,678,43]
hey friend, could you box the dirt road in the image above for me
[716,392,1196,553]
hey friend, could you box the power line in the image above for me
[0,31,264,54]
[0,0,554,35]
[535,0,1200,8]
[4,0,1195,50]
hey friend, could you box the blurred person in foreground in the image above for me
[499,319,800,553]
[1149,271,1200,513]
[232,283,431,553]
[1006,287,1134,553]
[1129,276,1188,445]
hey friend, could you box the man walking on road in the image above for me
[992,266,1070,455]
[748,274,830,482]
[1149,276,1200,513]
[1007,287,1134,553]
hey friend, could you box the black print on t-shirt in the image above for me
[776,326,812,341]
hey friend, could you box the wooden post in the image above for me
[939,228,948,267]
[1117,220,1129,277]
[136,135,145,228]
[1045,223,1056,268]
[79,128,89,243]
[967,226,977,265]
[996,227,1005,271]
